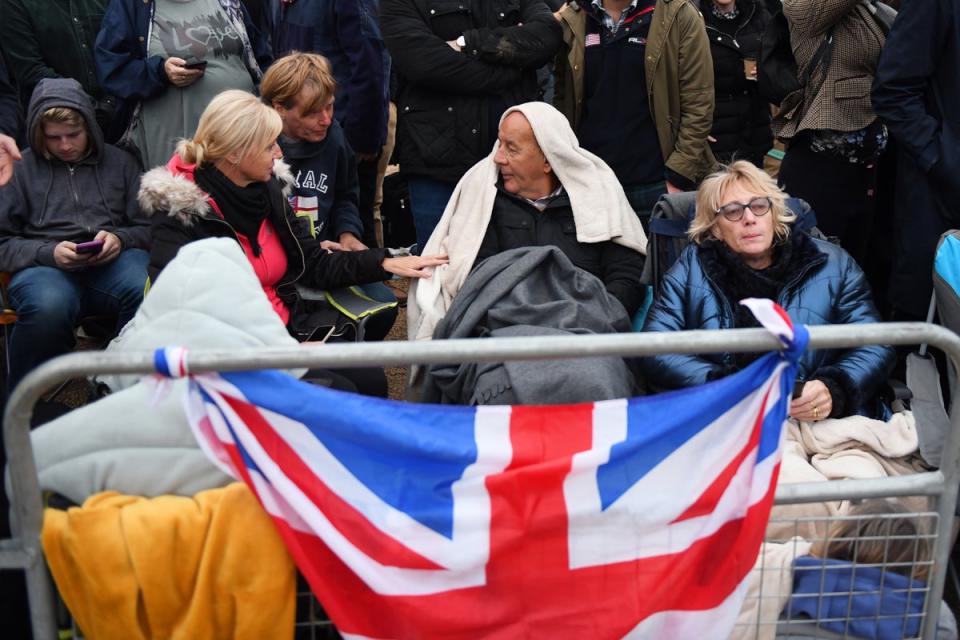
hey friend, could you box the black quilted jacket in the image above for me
[381,0,562,183]
[701,0,772,164]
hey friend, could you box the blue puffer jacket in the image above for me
[641,231,894,415]
[94,0,272,103]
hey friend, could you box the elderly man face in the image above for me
[493,112,557,201]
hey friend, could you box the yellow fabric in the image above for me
[42,483,295,640]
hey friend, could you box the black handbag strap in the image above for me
[795,27,835,123]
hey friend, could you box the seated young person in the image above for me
[259,52,397,340]
[409,101,647,342]
[0,78,150,392]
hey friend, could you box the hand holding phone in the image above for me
[183,59,208,70]
[75,239,104,255]
[792,381,805,399]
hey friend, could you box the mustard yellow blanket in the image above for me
[42,483,295,639]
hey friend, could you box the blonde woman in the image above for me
[640,160,893,420]
[139,90,446,395]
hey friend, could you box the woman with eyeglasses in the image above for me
[640,160,894,420]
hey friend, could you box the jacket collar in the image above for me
[138,154,295,227]
[697,229,826,296]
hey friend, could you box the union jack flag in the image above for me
[160,298,806,639]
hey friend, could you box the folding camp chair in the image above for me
[639,193,823,298]
[902,229,960,470]
[0,272,116,400]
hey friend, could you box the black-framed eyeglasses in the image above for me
[716,196,772,222]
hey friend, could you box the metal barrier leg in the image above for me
[24,551,57,640]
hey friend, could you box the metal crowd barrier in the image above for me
[3,322,960,639]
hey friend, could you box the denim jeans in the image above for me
[407,177,456,253]
[7,249,149,391]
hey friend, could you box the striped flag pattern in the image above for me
[161,298,806,639]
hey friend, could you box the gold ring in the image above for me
[813,406,820,420]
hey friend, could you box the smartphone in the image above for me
[75,239,104,255]
[183,59,208,70]
[792,381,805,399]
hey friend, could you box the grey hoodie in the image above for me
[0,78,149,272]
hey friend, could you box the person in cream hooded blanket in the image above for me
[408,101,648,343]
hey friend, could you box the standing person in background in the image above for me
[381,0,562,252]
[772,0,886,267]
[0,0,127,142]
[94,0,272,169]
[702,0,772,167]
[266,0,390,249]
[554,0,716,226]
[872,0,960,322]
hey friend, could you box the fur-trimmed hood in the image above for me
[138,155,296,227]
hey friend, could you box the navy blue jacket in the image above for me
[266,0,390,155]
[641,232,894,415]
[279,120,364,243]
[872,0,960,319]
[94,0,272,103]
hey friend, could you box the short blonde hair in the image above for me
[811,500,933,581]
[260,52,337,116]
[687,160,795,245]
[176,90,282,166]
[35,107,89,160]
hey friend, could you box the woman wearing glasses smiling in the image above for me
[641,160,894,421]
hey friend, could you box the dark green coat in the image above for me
[0,0,109,105]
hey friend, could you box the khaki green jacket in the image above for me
[554,0,716,185]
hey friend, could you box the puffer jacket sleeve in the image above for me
[95,0,169,102]
[461,0,562,69]
[813,249,894,405]
[664,3,715,186]
[639,250,723,388]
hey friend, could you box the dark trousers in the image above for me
[778,141,878,267]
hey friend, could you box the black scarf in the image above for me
[195,165,271,256]
[700,236,795,369]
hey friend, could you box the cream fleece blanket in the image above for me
[408,101,648,342]
[733,538,813,640]
[768,412,928,541]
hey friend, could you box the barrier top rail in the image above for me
[4,321,960,639]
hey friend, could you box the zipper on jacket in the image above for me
[275,199,307,290]
[67,165,91,234]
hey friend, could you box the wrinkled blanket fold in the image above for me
[769,412,927,541]
[42,483,295,639]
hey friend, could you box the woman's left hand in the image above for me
[789,380,833,422]
[382,254,448,279]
